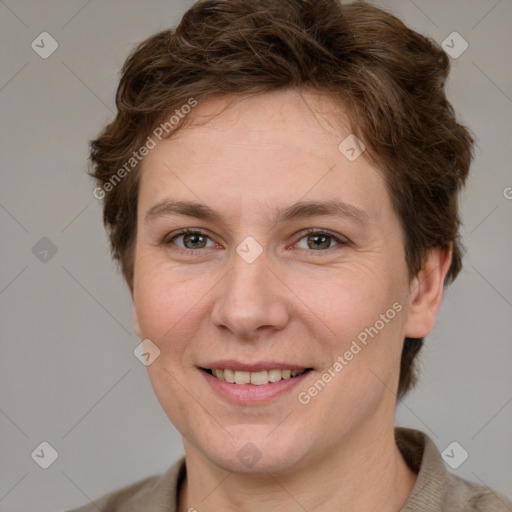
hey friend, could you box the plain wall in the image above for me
[0,1,511,510]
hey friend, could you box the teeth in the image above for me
[234,371,251,385]
[268,369,282,382]
[250,370,268,385]
[209,368,306,385]
[223,368,235,383]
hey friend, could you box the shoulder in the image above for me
[395,427,512,512]
[443,473,512,512]
[65,457,186,512]
[65,474,160,512]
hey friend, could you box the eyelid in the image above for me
[291,228,349,251]
[164,228,218,247]
[296,228,349,243]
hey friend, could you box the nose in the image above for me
[210,249,291,340]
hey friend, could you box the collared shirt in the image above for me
[67,427,512,511]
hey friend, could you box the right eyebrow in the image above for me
[144,199,224,224]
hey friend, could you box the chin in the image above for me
[193,427,311,475]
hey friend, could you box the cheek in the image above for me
[312,262,397,322]
[299,260,407,368]
[133,252,204,345]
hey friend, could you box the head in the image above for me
[90,0,473,473]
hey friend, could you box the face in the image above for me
[132,89,420,474]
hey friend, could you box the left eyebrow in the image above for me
[144,198,370,226]
[272,199,370,226]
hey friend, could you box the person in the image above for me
[69,0,512,510]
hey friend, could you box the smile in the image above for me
[203,368,311,385]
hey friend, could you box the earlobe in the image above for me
[129,281,142,338]
[404,245,453,339]
[128,278,134,301]
[133,303,141,338]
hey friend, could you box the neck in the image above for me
[178,421,417,512]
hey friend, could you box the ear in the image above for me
[128,278,142,339]
[133,304,141,339]
[128,278,134,301]
[404,245,452,338]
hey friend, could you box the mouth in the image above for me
[201,367,313,385]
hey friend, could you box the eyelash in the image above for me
[163,228,348,255]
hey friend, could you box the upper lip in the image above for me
[200,360,311,372]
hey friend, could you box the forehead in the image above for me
[167,90,353,154]
[138,90,391,224]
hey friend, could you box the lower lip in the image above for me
[200,369,312,404]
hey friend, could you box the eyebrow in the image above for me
[144,198,370,226]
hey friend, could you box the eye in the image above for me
[165,229,216,251]
[294,229,348,251]
[163,228,348,255]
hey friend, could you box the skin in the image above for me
[130,89,451,511]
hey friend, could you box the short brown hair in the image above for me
[89,0,474,399]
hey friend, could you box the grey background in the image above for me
[0,0,511,510]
